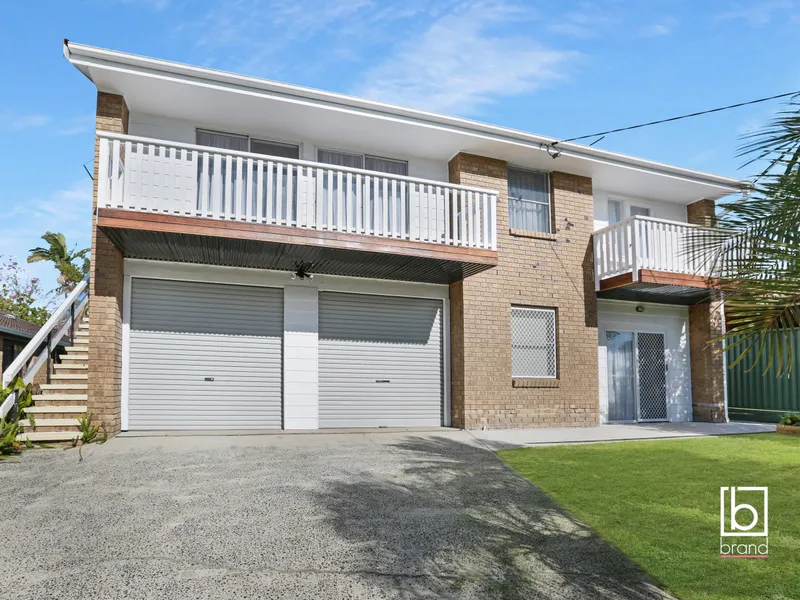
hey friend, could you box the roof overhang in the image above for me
[64,41,750,204]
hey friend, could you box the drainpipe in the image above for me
[720,299,729,423]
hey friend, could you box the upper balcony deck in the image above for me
[593,215,720,305]
[96,132,498,284]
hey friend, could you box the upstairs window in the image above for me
[196,129,299,158]
[251,139,300,159]
[508,168,551,233]
[365,155,408,176]
[317,149,408,176]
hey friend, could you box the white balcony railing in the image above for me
[97,132,498,251]
[593,215,719,289]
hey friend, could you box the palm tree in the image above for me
[692,98,800,374]
[27,232,90,295]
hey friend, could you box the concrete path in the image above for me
[0,431,672,599]
[472,421,776,450]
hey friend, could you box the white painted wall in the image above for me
[283,286,319,430]
[127,112,449,182]
[593,189,688,231]
[597,299,692,423]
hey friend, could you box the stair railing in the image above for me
[0,276,90,419]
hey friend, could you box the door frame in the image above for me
[603,326,669,424]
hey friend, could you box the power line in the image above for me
[553,90,800,146]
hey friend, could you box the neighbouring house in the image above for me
[5,40,748,440]
[1,313,42,375]
[0,312,67,386]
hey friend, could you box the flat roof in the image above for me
[64,40,749,203]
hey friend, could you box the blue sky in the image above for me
[1,0,799,299]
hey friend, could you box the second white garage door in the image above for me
[128,278,283,430]
[318,291,444,428]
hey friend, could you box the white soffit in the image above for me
[64,41,749,203]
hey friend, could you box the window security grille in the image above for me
[511,307,557,378]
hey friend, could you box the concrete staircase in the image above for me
[17,317,89,443]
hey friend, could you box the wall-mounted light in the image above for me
[635,305,645,313]
[291,261,314,280]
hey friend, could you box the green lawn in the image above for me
[499,434,800,600]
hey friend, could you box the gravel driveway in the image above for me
[0,430,671,599]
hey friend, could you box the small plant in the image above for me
[0,418,23,459]
[778,412,800,426]
[74,412,108,461]
[0,376,34,421]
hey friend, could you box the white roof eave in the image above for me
[63,40,750,196]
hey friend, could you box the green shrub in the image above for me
[778,412,800,426]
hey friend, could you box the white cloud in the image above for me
[181,0,464,77]
[354,2,577,115]
[715,1,793,27]
[0,112,51,132]
[637,17,677,37]
[547,3,620,39]
[55,116,95,136]
[117,0,171,10]
[2,180,93,293]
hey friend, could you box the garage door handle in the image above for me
[204,377,215,382]
[375,379,390,383]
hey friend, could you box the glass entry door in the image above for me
[606,330,668,422]
[606,331,636,421]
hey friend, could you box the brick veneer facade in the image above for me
[448,153,599,429]
[686,198,726,422]
[686,198,716,228]
[89,92,128,435]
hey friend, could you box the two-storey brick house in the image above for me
[6,41,747,440]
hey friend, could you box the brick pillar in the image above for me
[448,153,598,429]
[689,301,726,422]
[449,280,465,428]
[687,199,716,228]
[686,199,726,422]
[89,92,128,434]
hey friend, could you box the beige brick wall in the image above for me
[686,199,726,422]
[689,301,725,422]
[89,92,128,435]
[687,198,716,228]
[449,153,599,429]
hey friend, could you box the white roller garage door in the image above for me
[128,278,283,430]
[318,291,443,428]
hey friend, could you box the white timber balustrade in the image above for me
[0,277,89,419]
[97,131,499,251]
[593,215,720,290]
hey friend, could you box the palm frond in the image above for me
[685,99,800,374]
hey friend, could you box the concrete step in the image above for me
[74,331,88,338]
[54,363,88,370]
[61,354,88,361]
[33,393,88,402]
[50,374,88,381]
[39,383,88,391]
[16,431,80,442]
[20,418,80,428]
[25,405,88,415]
[68,343,88,350]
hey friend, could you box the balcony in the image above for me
[593,216,719,305]
[96,132,498,284]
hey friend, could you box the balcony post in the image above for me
[631,217,640,282]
